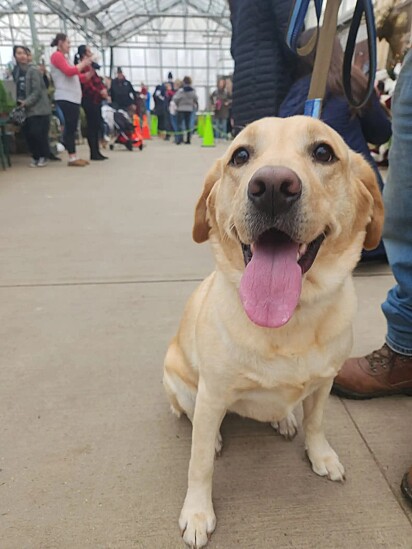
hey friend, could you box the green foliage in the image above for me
[0,81,15,114]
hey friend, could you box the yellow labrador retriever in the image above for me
[163,116,383,548]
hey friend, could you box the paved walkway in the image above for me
[1,138,411,548]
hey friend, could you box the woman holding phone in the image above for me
[50,33,92,167]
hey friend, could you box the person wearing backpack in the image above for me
[173,76,198,145]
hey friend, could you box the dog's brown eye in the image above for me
[313,143,336,163]
[230,147,250,166]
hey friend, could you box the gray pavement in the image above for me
[1,138,411,548]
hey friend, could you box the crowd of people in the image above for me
[153,73,199,145]
[8,36,235,167]
[10,34,157,168]
[151,73,232,144]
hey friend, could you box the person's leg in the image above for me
[164,111,172,141]
[176,112,184,144]
[184,111,192,143]
[57,101,87,166]
[381,59,412,356]
[190,111,196,136]
[29,115,50,166]
[23,117,39,163]
[215,118,221,139]
[83,99,95,158]
[157,113,165,138]
[333,51,412,399]
[38,115,50,161]
[213,116,218,138]
[216,118,224,139]
[84,99,103,160]
[170,114,178,143]
[386,54,412,507]
[57,101,77,155]
[54,103,65,127]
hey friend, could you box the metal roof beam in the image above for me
[102,0,181,37]
[38,0,115,45]
[109,17,156,45]
[76,0,120,17]
[186,0,230,30]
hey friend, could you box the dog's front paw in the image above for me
[307,445,345,482]
[271,412,298,440]
[179,501,216,548]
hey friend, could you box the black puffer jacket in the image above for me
[229,0,297,134]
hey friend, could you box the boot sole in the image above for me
[401,473,412,505]
[331,385,412,400]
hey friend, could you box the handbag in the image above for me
[9,105,26,126]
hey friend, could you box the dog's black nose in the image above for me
[247,166,302,217]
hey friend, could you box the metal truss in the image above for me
[0,0,230,48]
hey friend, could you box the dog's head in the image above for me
[193,117,384,329]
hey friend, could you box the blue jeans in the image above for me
[214,117,227,138]
[381,50,412,356]
[176,111,192,144]
[170,114,178,143]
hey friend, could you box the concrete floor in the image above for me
[1,138,411,549]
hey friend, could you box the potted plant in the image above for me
[0,81,15,121]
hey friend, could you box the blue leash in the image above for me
[286,0,377,118]
[286,0,323,54]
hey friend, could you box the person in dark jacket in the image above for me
[279,29,392,261]
[110,67,136,111]
[75,45,108,161]
[153,82,167,136]
[229,0,297,135]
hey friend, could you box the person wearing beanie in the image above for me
[110,67,137,111]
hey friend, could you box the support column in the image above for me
[26,0,40,62]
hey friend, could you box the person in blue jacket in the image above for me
[279,29,392,261]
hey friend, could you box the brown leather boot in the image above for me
[401,466,412,505]
[332,344,412,399]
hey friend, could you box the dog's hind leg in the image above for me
[271,411,298,440]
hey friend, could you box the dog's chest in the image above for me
[227,349,339,422]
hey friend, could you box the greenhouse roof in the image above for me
[0,0,231,47]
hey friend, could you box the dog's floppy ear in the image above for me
[192,158,222,243]
[353,153,384,250]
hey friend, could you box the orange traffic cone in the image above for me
[131,114,143,147]
[133,114,141,132]
[142,114,151,140]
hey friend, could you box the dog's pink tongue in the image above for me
[239,233,302,328]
